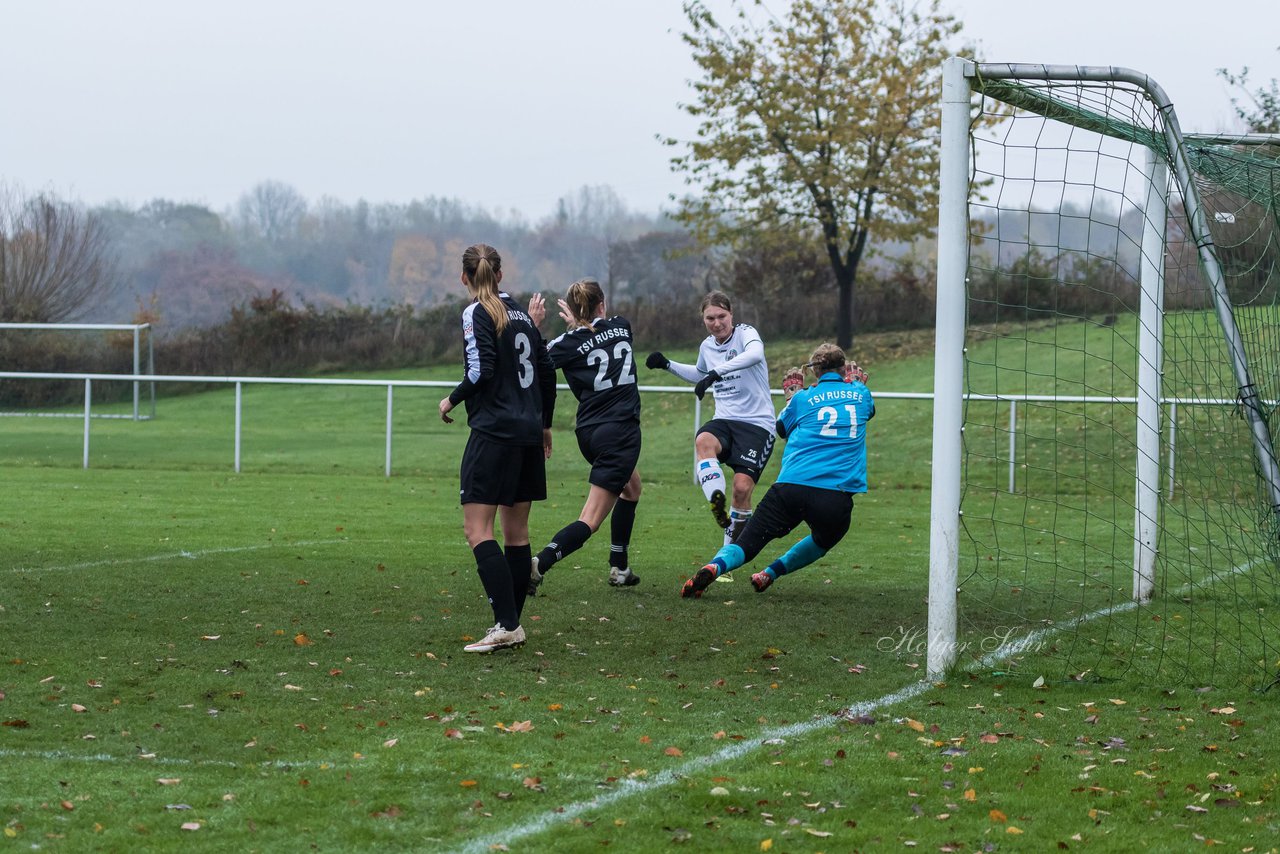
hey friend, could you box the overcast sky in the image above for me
[2,1,1276,221]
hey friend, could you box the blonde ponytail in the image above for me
[462,243,508,335]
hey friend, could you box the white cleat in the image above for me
[463,623,526,653]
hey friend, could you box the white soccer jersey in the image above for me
[695,324,775,434]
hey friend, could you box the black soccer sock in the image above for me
[534,520,593,574]
[506,543,533,619]
[473,539,518,630]
[609,498,639,569]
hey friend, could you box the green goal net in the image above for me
[931,60,1280,689]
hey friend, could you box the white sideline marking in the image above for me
[10,539,352,574]
[0,747,339,771]
[450,554,1269,854]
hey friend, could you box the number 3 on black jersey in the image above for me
[585,341,637,391]
[514,332,535,389]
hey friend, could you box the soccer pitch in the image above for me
[2,347,1277,851]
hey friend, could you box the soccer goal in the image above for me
[929,58,1280,688]
[0,322,156,420]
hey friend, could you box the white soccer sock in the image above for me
[696,458,725,502]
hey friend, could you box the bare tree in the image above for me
[0,188,119,322]
[236,180,307,244]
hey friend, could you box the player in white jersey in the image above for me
[646,291,776,543]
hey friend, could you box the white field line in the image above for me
[449,553,1269,854]
[0,747,341,771]
[10,539,354,574]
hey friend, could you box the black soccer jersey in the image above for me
[448,293,556,446]
[546,316,642,431]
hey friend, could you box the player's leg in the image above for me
[752,489,852,593]
[723,424,776,545]
[728,471,756,545]
[694,424,731,530]
[462,501,527,652]
[608,468,642,587]
[531,485,616,585]
[683,486,799,598]
[459,434,525,653]
[531,421,638,593]
[499,500,534,621]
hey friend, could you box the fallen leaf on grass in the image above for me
[664,746,684,757]
[3,719,31,728]
[180,822,200,831]
[989,809,1008,823]
[294,634,313,646]
[805,829,832,838]
[459,780,477,788]
[383,738,398,748]
[444,728,463,739]
[200,635,221,641]
[156,778,181,786]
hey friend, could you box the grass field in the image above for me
[2,328,1278,852]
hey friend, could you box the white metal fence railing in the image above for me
[0,370,1245,489]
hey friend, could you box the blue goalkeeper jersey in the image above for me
[775,372,875,493]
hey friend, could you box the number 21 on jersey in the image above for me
[817,404,859,438]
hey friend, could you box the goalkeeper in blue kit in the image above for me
[681,343,874,598]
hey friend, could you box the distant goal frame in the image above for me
[0,322,156,420]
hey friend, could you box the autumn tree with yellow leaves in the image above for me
[668,0,973,347]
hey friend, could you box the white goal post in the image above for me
[928,58,1280,680]
[0,322,155,420]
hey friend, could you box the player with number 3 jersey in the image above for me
[526,277,644,594]
[439,244,557,654]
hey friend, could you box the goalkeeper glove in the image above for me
[844,361,869,385]
[781,367,805,396]
[645,351,670,370]
[693,371,721,400]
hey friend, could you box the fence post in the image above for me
[693,396,701,484]
[132,326,141,421]
[83,378,92,469]
[1008,399,1017,493]
[234,382,243,474]
[385,385,394,478]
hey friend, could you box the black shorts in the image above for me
[734,482,853,563]
[576,419,642,495]
[459,432,547,506]
[696,418,775,481]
